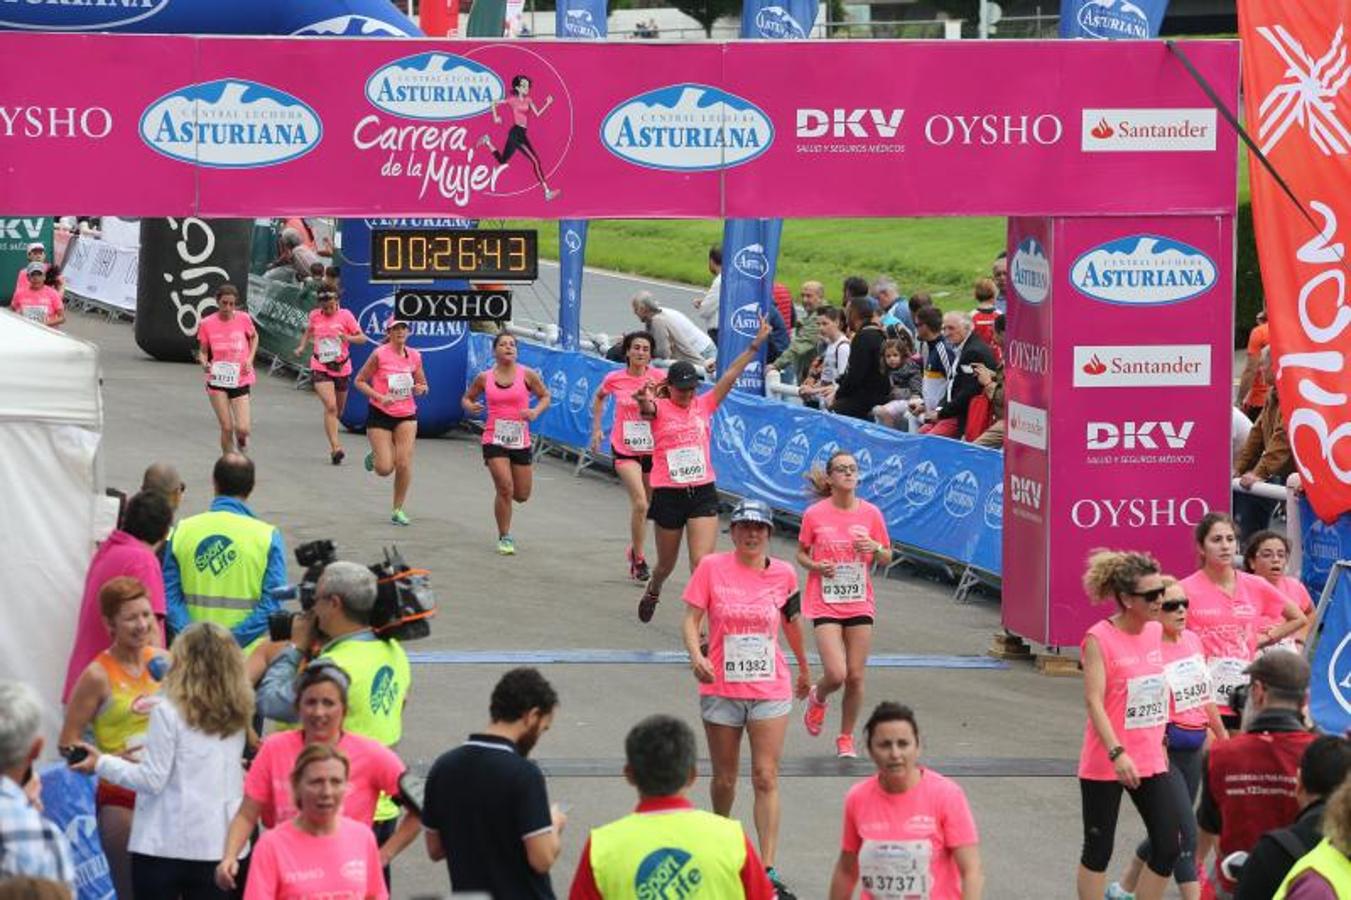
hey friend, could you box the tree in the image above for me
[671,0,741,36]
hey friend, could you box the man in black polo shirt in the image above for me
[423,667,565,898]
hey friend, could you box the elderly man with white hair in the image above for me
[918,311,998,439]
[0,680,75,886]
[631,291,717,371]
[873,275,911,333]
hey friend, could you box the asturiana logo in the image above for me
[984,483,1004,529]
[754,6,807,38]
[601,84,774,172]
[730,301,762,338]
[563,229,583,252]
[943,470,980,518]
[140,79,322,169]
[1075,0,1149,39]
[292,14,415,36]
[568,375,590,413]
[1071,235,1217,306]
[779,431,810,474]
[0,0,169,31]
[365,53,504,121]
[359,296,466,351]
[905,460,940,506]
[717,413,746,455]
[1011,237,1051,305]
[811,440,841,473]
[871,454,905,499]
[749,425,779,465]
[562,8,602,37]
[733,243,769,279]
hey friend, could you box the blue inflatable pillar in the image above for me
[338,218,471,437]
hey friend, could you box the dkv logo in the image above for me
[1010,237,1050,305]
[365,52,503,121]
[140,79,322,168]
[1087,420,1194,451]
[601,84,773,172]
[1071,236,1218,306]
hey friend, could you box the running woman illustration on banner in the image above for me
[479,75,560,201]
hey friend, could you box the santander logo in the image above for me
[1082,355,1107,376]
[1090,119,1114,139]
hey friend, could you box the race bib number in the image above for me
[387,372,413,400]
[1164,657,1211,713]
[1124,674,1167,730]
[209,361,241,389]
[493,418,527,449]
[723,634,774,683]
[823,562,867,604]
[858,840,931,900]
[667,445,708,484]
[622,419,654,453]
[1209,657,1249,707]
[21,305,46,322]
[316,336,342,363]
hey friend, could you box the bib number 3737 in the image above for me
[858,840,931,900]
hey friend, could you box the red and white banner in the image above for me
[1240,1,1351,522]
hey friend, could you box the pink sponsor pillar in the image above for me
[1001,215,1233,648]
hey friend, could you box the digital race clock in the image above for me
[370,228,538,282]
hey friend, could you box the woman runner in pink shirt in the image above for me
[1180,513,1306,723]
[1244,529,1315,645]
[798,450,892,759]
[477,75,559,201]
[683,499,811,900]
[10,262,65,328]
[355,317,427,526]
[243,743,388,900]
[195,284,258,454]
[829,703,983,900]
[461,333,551,556]
[1077,550,1178,900]
[633,316,771,623]
[590,331,667,582]
[294,285,367,465]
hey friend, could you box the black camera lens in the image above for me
[267,611,294,643]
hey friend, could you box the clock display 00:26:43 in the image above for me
[370,228,538,282]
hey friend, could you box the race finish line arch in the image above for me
[0,34,1239,647]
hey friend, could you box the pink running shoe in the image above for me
[835,734,857,758]
[803,687,827,736]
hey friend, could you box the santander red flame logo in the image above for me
[1082,354,1107,375]
[1090,119,1114,139]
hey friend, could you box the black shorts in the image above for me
[483,443,532,467]
[366,408,416,432]
[612,444,654,474]
[311,371,350,392]
[812,615,875,628]
[207,385,251,399]
[648,483,719,530]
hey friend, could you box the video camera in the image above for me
[268,541,436,644]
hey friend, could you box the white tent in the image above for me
[0,312,103,745]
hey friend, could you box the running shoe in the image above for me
[545,188,561,201]
[497,535,516,556]
[803,687,827,737]
[1104,884,1134,900]
[331,448,345,466]
[835,734,857,758]
[766,868,797,900]
[363,451,375,472]
[390,508,410,527]
[638,586,660,623]
[633,557,651,582]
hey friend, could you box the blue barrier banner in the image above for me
[39,764,115,900]
[1302,496,1351,599]
[1058,0,1169,39]
[472,335,1003,574]
[1311,564,1351,735]
[558,221,588,352]
[740,0,819,38]
[556,0,608,37]
[716,218,779,394]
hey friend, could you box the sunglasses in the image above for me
[1129,587,1167,604]
[1161,599,1189,612]
[830,465,859,474]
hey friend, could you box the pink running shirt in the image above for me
[840,769,979,900]
[10,284,63,324]
[649,392,719,490]
[683,551,799,701]
[506,95,530,127]
[244,731,405,829]
[1078,618,1167,781]
[598,367,667,456]
[368,343,422,418]
[307,309,361,377]
[799,498,890,621]
[1160,629,1212,730]
[198,312,257,389]
[1181,569,1290,711]
[243,818,387,900]
[482,366,534,449]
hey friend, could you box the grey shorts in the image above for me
[700,695,792,727]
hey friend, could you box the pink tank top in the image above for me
[482,366,533,449]
[369,343,421,417]
[1161,629,1211,730]
[1078,618,1167,781]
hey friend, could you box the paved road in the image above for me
[511,259,706,342]
[67,307,1155,899]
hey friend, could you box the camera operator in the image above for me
[1196,650,1315,897]
[255,560,412,868]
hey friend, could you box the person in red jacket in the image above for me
[1196,650,1314,897]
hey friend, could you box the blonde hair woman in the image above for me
[72,622,252,899]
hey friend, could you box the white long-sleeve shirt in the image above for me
[96,698,246,861]
[693,273,721,328]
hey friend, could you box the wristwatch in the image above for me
[1108,745,1126,762]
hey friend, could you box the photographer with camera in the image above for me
[1196,650,1315,898]
[255,559,412,878]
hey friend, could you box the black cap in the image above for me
[666,361,701,390]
